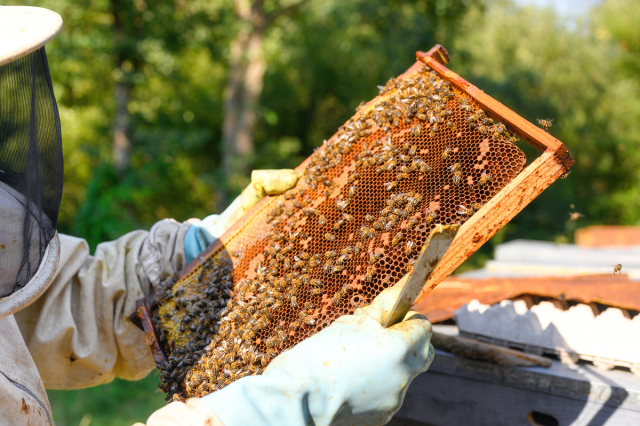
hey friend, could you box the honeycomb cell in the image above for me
[152,63,526,401]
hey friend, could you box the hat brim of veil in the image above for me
[0,6,62,67]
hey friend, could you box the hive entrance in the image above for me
[145,46,570,402]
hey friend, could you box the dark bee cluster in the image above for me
[153,63,527,401]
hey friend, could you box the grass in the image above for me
[46,371,166,426]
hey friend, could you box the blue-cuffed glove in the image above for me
[201,284,434,426]
[184,169,298,262]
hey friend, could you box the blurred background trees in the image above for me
[9,0,640,424]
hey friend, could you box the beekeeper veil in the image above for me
[0,6,63,318]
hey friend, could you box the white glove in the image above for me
[184,169,298,262]
[201,284,434,426]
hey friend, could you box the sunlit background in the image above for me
[8,0,640,424]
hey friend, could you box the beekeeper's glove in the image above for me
[201,284,434,426]
[184,169,298,262]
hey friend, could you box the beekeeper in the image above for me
[0,6,435,426]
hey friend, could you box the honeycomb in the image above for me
[152,62,526,401]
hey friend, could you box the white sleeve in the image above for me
[13,219,191,389]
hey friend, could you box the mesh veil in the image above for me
[0,47,63,297]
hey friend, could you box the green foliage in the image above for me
[6,0,640,423]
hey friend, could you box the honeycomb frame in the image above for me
[135,45,574,400]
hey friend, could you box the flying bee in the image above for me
[325,232,336,242]
[384,181,398,191]
[613,264,622,275]
[365,214,375,222]
[365,266,377,282]
[537,118,553,132]
[442,147,452,159]
[406,217,418,230]
[411,124,422,136]
[479,172,492,186]
[392,233,404,246]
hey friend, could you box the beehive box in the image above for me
[135,45,573,401]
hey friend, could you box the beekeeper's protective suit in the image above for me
[0,7,435,426]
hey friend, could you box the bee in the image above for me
[323,260,333,273]
[457,205,474,217]
[429,125,438,137]
[473,202,484,211]
[365,266,377,282]
[348,172,360,183]
[365,214,375,222]
[342,213,354,223]
[336,254,349,264]
[305,301,315,311]
[384,181,398,191]
[537,118,553,132]
[310,279,322,287]
[613,264,622,275]
[425,211,439,224]
[560,171,571,179]
[333,219,345,230]
[325,232,336,242]
[354,242,363,253]
[406,217,418,230]
[452,171,462,185]
[331,264,345,274]
[348,186,357,198]
[477,125,488,135]
[442,147,452,159]
[479,172,492,186]
[418,161,431,173]
[341,246,353,255]
[411,124,422,136]
[446,121,457,131]
[384,219,398,232]
[308,257,321,268]
[460,104,473,113]
[397,172,409,181]
[325,250,337,258]
[299,252,310,261]
[392,233,404,246]
[311,288,323,296]
[449,163,461,172]
[336,199,350,210]
[333,291,344,306]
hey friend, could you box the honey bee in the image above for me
[418,161,431,173]
[325,232,336,242]
[406,217,418,230]
[333,291,344,306]
[452,171,462,185]
[384,219,398,232]
[348,186,357,197]
[613,264,622,275]
[342,213,354,223]
[368,251,380,264]
[308,257,321,268]
[384,181,398,191]
[336,254,349,264]
[348,172,360,183]
[365,266,377,282]
[442,147,452,159]
[341,246,353,255]
[449,163,461,172]
[323,260,333,273]
[290,320,302,330]
[446,121,457,131]
[305,301,315,311]
[460,104,473,113]
[337,199,351,210]
[425,210,439,224]
[311,288,323,296]
[479,172,492,186]
[333,219,345,230]
[354,242,363,253]
[299,252,310,260]
[397,172,409,181]
[457,205,474,217]
[325,250,337,258]
[365,214,375,222]
[310,279,322,287]
[477,125,488,135]
[392,233,404,246]
[537,118,553,132]
[411,124,422,136]
[429,124,438,137]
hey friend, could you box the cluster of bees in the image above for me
[153,63,526,401]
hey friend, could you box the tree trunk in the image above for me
[112,82,131,175]
[219,0,267,209]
